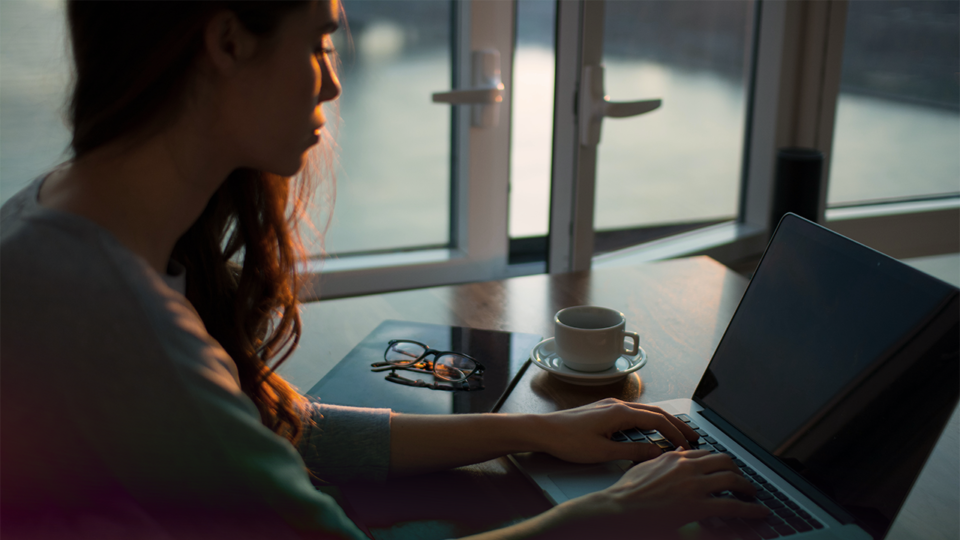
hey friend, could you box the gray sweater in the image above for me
[0,177,391,539]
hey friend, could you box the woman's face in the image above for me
[225,0,341,177]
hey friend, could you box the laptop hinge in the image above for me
[694,404,858,526]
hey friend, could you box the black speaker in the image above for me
[770,147,824,234]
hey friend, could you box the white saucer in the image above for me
[529,338,647,386]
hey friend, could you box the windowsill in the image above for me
[302,248,459,274]
[299,246,530,300]
[298,198,958,300]
[592,221,767,269]
[826,196,960,221]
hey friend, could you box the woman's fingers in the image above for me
[688,451,742,474]
[673,448,713,460]
[699,470,755,497]
[640,410,694,450]
[618,402,700,446]
[545,399,723,465]
[592,449,769,532]
[639,404,700,443]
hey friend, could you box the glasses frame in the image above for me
[371,339,485,382]
[383,370,485,392]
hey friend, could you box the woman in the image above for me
[0,1,767,538]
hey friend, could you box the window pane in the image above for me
[508,0,556,239]
[594,1,754,232]
[317,1,452,256]
[828,1,959,206]
[0,0,71,206]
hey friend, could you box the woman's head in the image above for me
[205,1,342,177]
[67,0,341,176]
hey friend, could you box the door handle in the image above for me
[579,65,662,146]
[432,49,504,128]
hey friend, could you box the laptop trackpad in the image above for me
[548,462,628,500]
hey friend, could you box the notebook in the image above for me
[306,319,541,414]
[510,213,960,540]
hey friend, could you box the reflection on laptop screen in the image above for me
[695,214,959,538]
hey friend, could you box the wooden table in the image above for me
[279,257,958,540]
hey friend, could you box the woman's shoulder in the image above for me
[2,174,124,285]
[2,174,174,306]
[0,173,220,380]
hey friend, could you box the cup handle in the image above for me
[622,332,640,356]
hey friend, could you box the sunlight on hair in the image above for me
[291,98,340,297]
[291,7,350,299]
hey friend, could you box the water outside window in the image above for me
[593,0,754,233]
[320,1,452,256]
[0,0,71,202]
[509,0,556,240]
[828,1,960,206]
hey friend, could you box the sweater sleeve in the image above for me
[296,403,392,484]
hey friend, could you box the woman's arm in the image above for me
[389,398,698,476]
[389,399,768,538]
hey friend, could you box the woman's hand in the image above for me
[554,449,769,539]
[534,398,700,464]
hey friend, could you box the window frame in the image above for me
[587,0,958,272]
[308,0,958,299]
[549,0,770,273]
[303,0,519,300]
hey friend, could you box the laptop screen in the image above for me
[694,214,959,538]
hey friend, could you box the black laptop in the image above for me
[511,213,959,540]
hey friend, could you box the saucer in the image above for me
[529,338,647,386]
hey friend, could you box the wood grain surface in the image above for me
[281,257,746,396]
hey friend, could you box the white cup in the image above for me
[554,306,640,372]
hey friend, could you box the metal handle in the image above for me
[431,49,504,128]
[579,65,662,146]
[431,87,503,105]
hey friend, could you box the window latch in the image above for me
[579,64,662,146]
[431,49,504,128]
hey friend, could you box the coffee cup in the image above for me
[554,306,640,372]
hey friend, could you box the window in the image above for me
[828,0,959,206]
[320,1,452,256]
[0,0,71,205]
[550,0,768,272]
[307,0,517,297]
[591,0,958,271]
[593,1,755,252]
[508,0,556,242]
[3,1,954,297]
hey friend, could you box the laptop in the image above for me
[510,213,959,540]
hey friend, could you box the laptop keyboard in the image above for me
[612,414,825,539]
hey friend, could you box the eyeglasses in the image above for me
[370,339,485,391]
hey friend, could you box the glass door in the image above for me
[317,1,454,256]
[591,0,757,254]
[827,0,959,207]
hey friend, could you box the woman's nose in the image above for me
[319,56,341,104]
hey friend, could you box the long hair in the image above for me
[66,1,321,444]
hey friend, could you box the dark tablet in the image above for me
[306,319,542,414]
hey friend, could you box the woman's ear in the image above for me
[203,10,259,74]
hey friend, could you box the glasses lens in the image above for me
[434,354,477,381]
[385,341,427,364]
